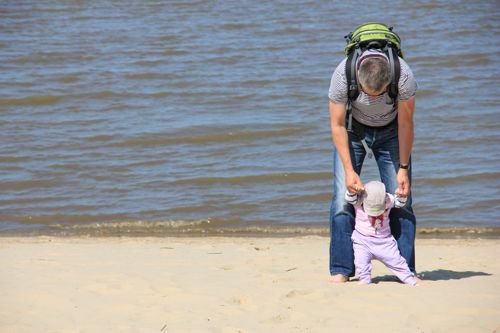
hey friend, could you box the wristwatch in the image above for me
[399,163,409,169]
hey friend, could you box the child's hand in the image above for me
[394,193,407,208]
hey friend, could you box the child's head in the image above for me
[362,181,386,217]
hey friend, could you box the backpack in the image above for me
[344,23,403,103]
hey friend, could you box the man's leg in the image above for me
[329,150,355,278]
[389,207,416,273]
[373,124,417,273]
[329,134,365,279]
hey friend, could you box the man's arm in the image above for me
[396,96,415,197]
[329,100,364,193]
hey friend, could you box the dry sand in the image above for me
[1,236,499,333]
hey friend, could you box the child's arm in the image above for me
[345,191,359,205]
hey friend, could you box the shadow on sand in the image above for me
[416,269,492,281]
[371,269,491,283]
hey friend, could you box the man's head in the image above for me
[357,56,391,96]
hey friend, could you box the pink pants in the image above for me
[352,230,416,285]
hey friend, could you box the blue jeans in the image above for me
[329,119,416,276]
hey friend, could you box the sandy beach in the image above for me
[1,236,499,333]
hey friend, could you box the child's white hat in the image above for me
[363,181,386,216]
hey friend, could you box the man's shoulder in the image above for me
[398,57,414,72]
[334,57,348,74]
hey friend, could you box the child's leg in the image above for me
[352,232,373,284]
[376,237,417,285]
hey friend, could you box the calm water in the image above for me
[1,0,499,236]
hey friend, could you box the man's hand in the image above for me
[346,169,364,194]
[396,169,410,197]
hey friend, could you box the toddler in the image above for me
[346,180,418,285]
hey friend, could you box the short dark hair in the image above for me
[358,57,391,93]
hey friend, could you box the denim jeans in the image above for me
[329,119,416,276]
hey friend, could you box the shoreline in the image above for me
[1,236,499,332]
[1,226,500,239]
